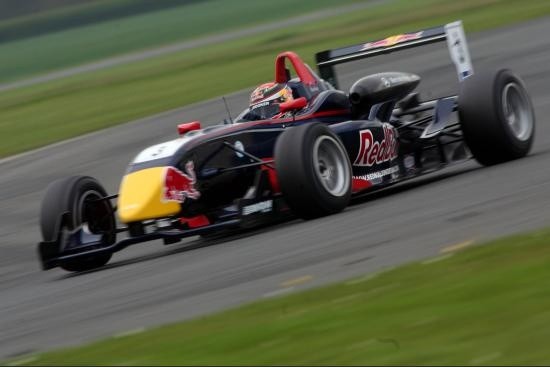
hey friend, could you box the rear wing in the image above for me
[315,21,473,89]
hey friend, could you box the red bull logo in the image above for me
[360,32,423,51]
[354,123,398,167]
[163,161,200,203]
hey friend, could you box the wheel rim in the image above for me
[75,189,113,235]
[502,82,533,141]
[312,135,350,197]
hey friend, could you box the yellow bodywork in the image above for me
[117,167,180,223]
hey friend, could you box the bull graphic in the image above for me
[360,32,423,51]
[163,161,201,203]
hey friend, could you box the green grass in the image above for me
[1,0,550,158]
[0,0,361,83]
[11,228,550,365]
[0,0,92,20]
[0,0,194,44]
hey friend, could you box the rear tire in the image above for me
[458,68,535,166]
[275,123,352,219]
[40,176,115,272]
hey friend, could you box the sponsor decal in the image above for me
[445,21,473,81]
[404,154,415,169]
[353,166,399,186]
[380,74,416,87]
[234,141,245,158]
[360,32,423,51]
[354,123,398,167]
[250,101,270,110]
[242,200,273,216]
[163,161,200,203]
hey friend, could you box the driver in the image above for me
[247,82,295,120]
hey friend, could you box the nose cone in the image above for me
[118,167,180,223]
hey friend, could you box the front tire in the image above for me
[275,123,352,219]
[40,176,116,272]
[458,68,535,166]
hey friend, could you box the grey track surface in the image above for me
[1,18,550,360]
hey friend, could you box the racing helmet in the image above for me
[248,82,294,119]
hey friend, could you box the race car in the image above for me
[38,21,535,272]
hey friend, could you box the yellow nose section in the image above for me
[117,167,180,223]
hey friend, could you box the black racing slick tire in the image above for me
[458,68,535,166]
[275,123,352,219]
[40,176,116,272]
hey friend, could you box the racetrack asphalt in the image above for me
[1,17,550,360]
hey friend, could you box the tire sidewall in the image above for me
[67,177,116,245]
[40,176,115,271]
[275,123,352,218]
[458,68,535,165]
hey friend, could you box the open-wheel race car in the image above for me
[38,21,535,272]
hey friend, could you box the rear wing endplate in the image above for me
[315,21,473,89]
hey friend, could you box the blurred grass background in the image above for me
[0,0,362,83]
[12,228,550,365]
[1,0,550,158]
[0,0,195,42]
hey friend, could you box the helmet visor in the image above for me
[247,101,281,120]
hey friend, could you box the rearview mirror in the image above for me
[279,97,307,114]
[178,121,201,135]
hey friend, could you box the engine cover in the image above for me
[349,72,420,117]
